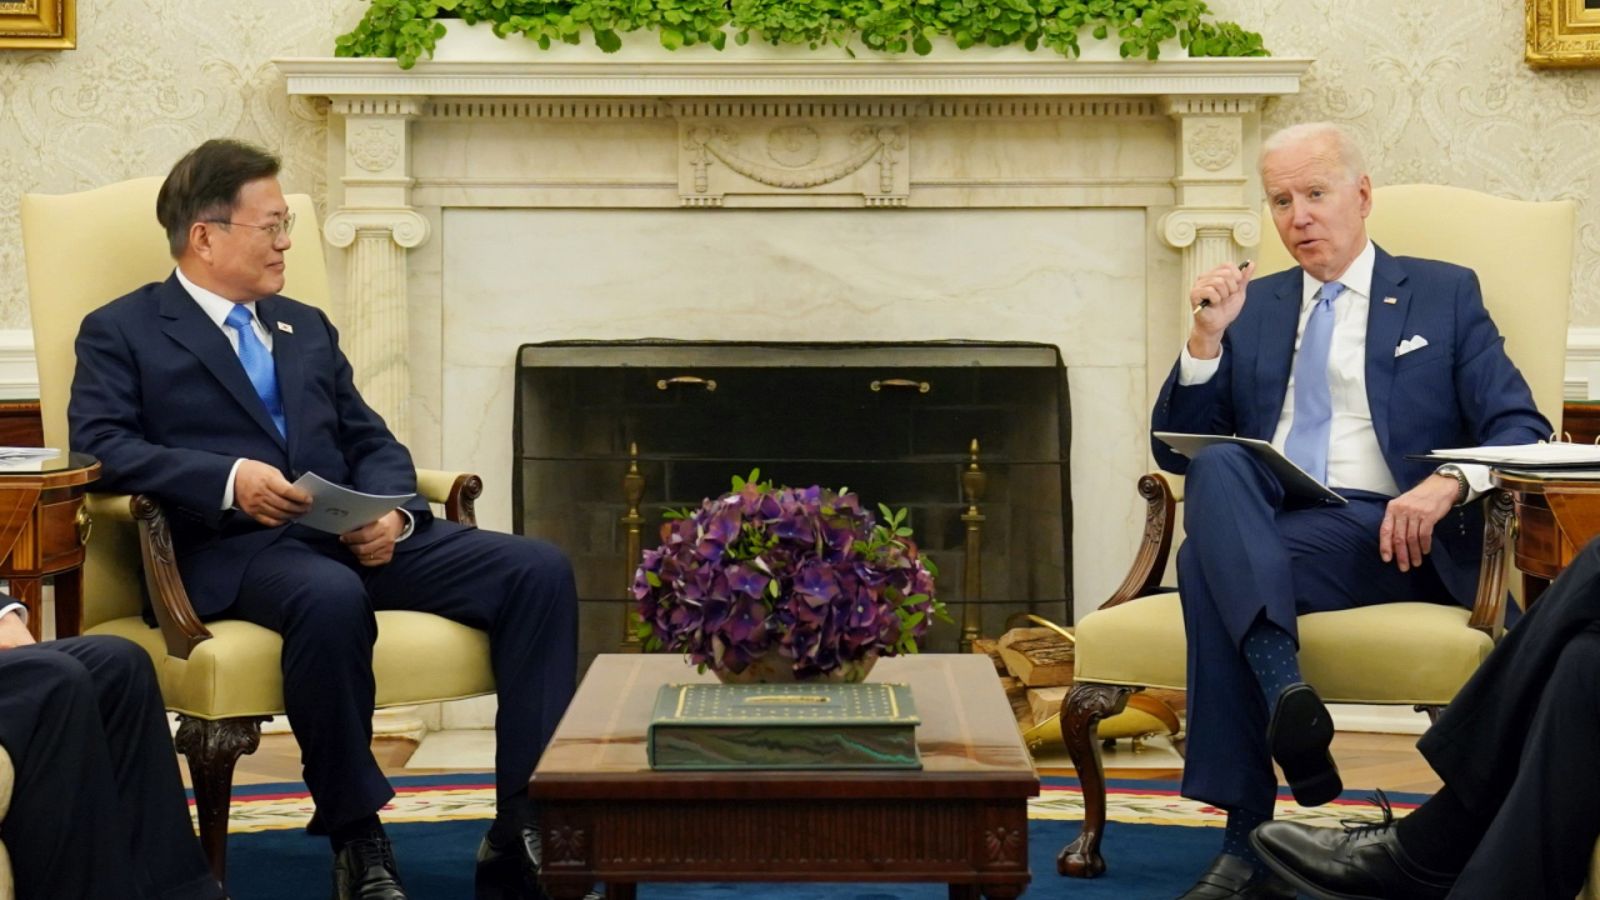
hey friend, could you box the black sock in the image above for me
[1242,615,1302,708]
[1222,806,1270,869]
[489,794,537,845]
[1394,785,1486,875]
[330,814,386,853]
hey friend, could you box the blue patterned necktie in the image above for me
[1283,281,1345,484]
[224,304,286,438]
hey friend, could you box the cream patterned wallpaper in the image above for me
[1,0,1598,327]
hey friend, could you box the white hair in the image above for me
[1260,122,1367,184]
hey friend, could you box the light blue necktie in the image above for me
[1283,281,1345,485]
[225,304,286,438]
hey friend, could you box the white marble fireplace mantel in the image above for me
[278,53,1309,620]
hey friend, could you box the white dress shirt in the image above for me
[1178,241,1402,497]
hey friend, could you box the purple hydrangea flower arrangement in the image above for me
[634,470,945,680]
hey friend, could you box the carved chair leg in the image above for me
[175,715,268,885]
[1057,682,1135,879]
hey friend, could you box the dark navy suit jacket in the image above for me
[68,274,453,617]
[1151,244,1549,606]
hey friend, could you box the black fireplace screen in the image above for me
[513,340,1072,674]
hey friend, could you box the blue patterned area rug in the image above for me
[218,774,1426,899]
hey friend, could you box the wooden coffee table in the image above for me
[530,654,1039,899]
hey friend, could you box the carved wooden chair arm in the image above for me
[415,469,481,527]
[1467,488,1516,641]
[1099,472,1179,612]
[129,494,214,660]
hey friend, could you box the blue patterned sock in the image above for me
[1242,615,1302,708]
[1223,806,1270,868]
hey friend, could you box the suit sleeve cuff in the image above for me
[0,602,26,625]
[1178,344,1222,386]
[394,508,415,543]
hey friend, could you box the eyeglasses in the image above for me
[205,212,296,239]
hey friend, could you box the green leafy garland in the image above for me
[336,0,1268,70]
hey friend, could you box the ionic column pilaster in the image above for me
[1159,98,1261,337]
[326,97,427,443]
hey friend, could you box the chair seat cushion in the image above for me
[88,611,495,719]
[1073,594,1494,706]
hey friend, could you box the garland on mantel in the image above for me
[336,0,1269,70]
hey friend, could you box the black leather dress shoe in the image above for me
[332,836,409,900]
[1269,682,1342,806]
[475,824,602,900]
[1250,792,1455,900]
[1176,852,1296,899]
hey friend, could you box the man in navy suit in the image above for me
[69,139,584,900]
[0,601,223,900]
[1151,122,1548,899]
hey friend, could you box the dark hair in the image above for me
[156,139,281,258]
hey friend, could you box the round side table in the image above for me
[0,450,99,640]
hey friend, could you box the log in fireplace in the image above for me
[514,340,1071,672]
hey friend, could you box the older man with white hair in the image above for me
[1149,122,1548,899]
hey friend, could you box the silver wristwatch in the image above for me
[1436,464,1470,506]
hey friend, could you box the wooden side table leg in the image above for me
[53,568,83,638]
[605,883,637,900]
[6,577,41,640]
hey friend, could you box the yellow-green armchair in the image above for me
[1058,185,1576,879]
[21,177,495,883]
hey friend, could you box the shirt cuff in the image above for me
[394,508,415,543]
[0,602,26,626]
[222,458,246,510]
[1178,344,1222,386]
[1459,463,1493,504]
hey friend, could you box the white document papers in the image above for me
[1152,432,1347,505]
[1420,442,1600,469]
[0,446,60,460]
[0,447,64,471]
[290,471,415,534]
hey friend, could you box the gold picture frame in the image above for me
[1527,0,1600,68]
[0,0,74,50]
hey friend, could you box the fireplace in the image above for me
[515,340,1071,670]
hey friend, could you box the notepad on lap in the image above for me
[1153,432,1347,505]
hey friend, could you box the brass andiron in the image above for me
[960,438,987,653]
[620,442,646,652]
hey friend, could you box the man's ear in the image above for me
[187,221,214,263]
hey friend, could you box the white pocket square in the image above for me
[1395,335,1430,358]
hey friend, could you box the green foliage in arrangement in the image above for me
[335,0,1268,69]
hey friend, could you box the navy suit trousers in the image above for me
[0,636,220,900]
[225,523,578,829]
[1178,444,1453,815]
[1418,538,1600,899]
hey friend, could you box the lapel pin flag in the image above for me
[276,321,294,334]
[1382,296,1398,305]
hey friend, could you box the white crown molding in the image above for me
[0,330,38,401]
[276,56,1314,100]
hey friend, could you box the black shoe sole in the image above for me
[1248,830,1373,900]
[1269,683,1342,807]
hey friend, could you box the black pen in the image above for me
[1196,260,1253,310]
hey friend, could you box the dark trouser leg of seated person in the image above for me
[363,529,579,817]
[1419,536,1600,817]
[231,542,394,832]
[0,637,221,900]
[1445,626,1600,899]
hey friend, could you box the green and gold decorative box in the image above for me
[647,682,922,771]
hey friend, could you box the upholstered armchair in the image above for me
[1058,185,1577,879]
[20,177,497,882]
